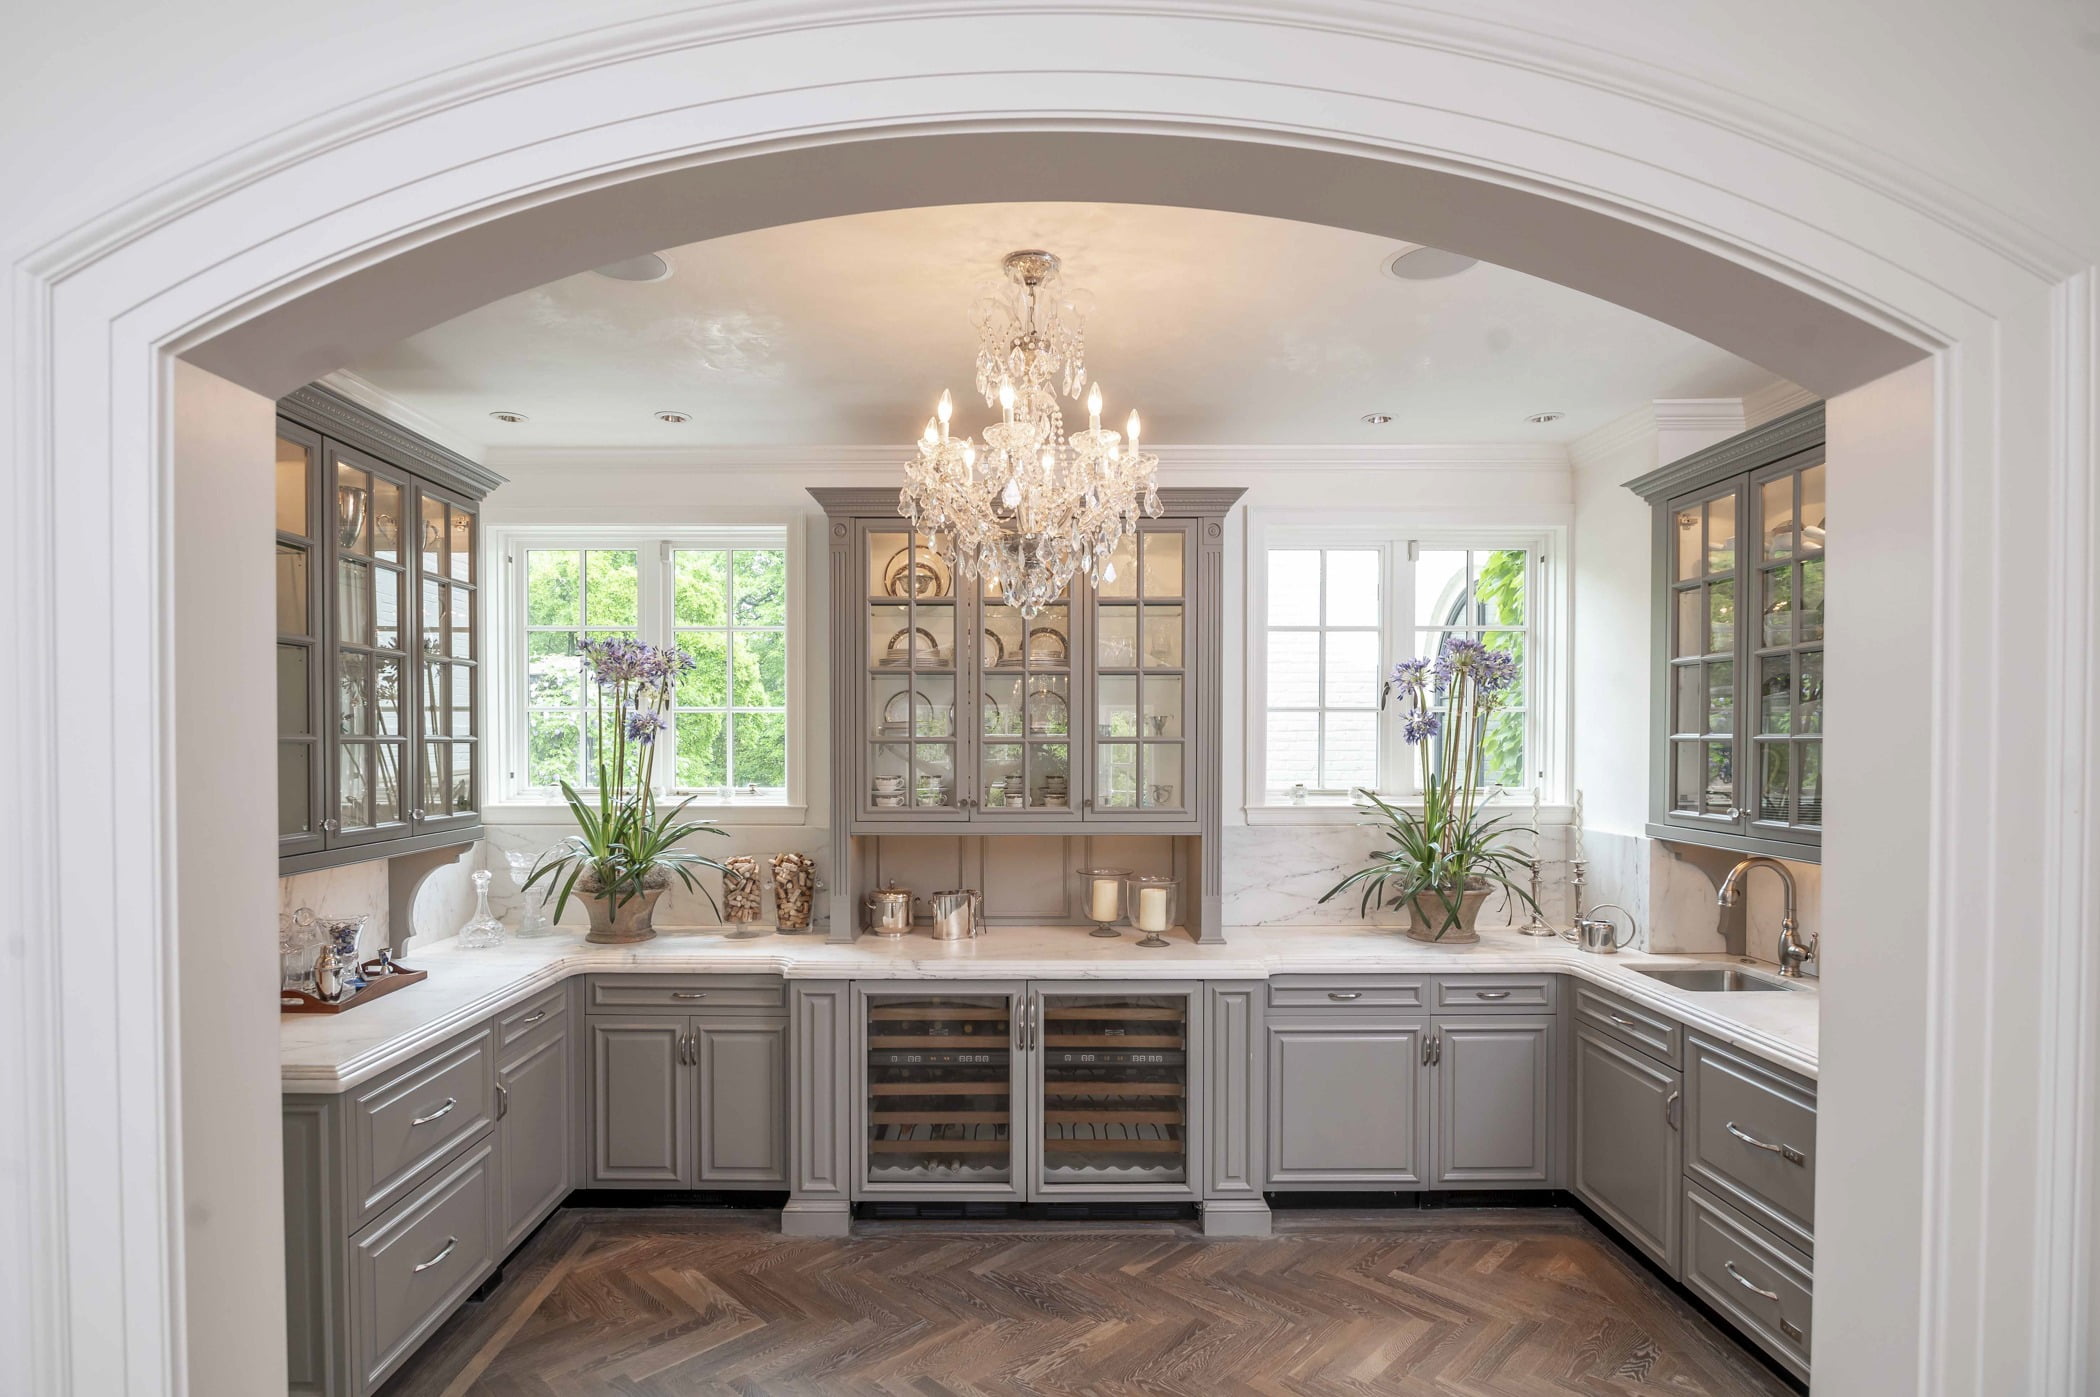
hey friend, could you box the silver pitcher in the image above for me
[865,884,914,938]
[927,889,977,941]
[1562,903,1637,954]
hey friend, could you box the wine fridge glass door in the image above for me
[1034,990,1192,1188]
[860,989,1024,1195]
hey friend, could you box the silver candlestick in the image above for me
[1517,857,1557,937]
[1568,858,1589,925]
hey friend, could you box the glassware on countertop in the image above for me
[279,907,321,994]
[505,848,555,937]
[1127,874,1180,948]
[1078,868,1129,938]
[317,913,370,992]
[457,869,505,950]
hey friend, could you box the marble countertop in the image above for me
[282,923,1819,1092]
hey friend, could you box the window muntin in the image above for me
[1416,547,1532,791]
[510,535,791,801]
[1263,547,1382,797]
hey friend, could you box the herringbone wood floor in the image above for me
[378,1208,1793,1396]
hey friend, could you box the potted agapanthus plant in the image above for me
[525,637,728,943]
[1321,639,1538,942]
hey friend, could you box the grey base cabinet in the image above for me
[285,1003,576,1397]
[1572,1023,1682,1270]
[1431,1015,1555,1186]
[1265,1018,1429,1186]
[582,977,789,1190]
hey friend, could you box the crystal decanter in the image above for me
[457,869,506,950]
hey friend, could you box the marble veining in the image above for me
[282,922,1818,1094]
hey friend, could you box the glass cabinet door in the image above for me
[1748,455,1825,840]
[859,988,1024,1196]
[415,489,480,833]
[977,572,1076,819]
[1032,987,1194,1191]
[1090,524,1191,818]
[325,442,412,846]
[863,525,963,818]
[276,422,325,856]
[1663,481,1747,834]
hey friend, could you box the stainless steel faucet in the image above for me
[1717,856,1817,977]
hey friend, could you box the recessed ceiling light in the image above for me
[592,253,672,283]
[1524,410,1566,425]
[488,410,528,424]
[654,410,691,424]
[1383,246,1480,281]
[1361,413,1394,425]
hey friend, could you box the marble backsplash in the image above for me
[1221,821,1579,932]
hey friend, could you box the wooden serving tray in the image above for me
[280,959,427,1015]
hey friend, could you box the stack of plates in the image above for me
[914,775,946,807]
[1040,774,1069,808]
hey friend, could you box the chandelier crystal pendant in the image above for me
[900,249,1162,617]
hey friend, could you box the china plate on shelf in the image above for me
[882,626,946,667]
[883,547,951,599]
[1026,684,1070,736]
[1026,626,1069,664]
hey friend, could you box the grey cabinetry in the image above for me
[1573,1024,1682,1270]
[275,384,505,874]
[1430,1015,1554,1186]
[1627,402,1825,860]
[494,992,572,1248]
[583,976,790,1190]
[1266,1016,1428,1185]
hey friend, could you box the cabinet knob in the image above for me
[411,808,426,822]
[1724,806,1742,821]
[321,818,339,834]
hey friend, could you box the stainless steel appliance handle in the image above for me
[1724,1260,1780,1302]
[412,1237,460,1274]
[410,1098,458,1127]
[1726,1121,1805,1164]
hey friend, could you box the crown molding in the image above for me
[1623,401,1825,502]
[1569,405,1659,470]
[1743,379,1822,427]
[1651,397,1749,432]
[484,441,1571,476]
[279,383,508,499]
[318,371,490,465]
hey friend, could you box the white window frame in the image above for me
[1244,518,1570,824]
[484,523,808,824]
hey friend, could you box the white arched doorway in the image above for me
[9,9,2091,1394]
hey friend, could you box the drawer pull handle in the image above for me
[1726,1121,1806,1165]
[412,1236,460,1274]
[1607,1013,1640,1029]
[521,1010,547,1024]
[1666,1089,1680,1130]
[1326,991,1363,1001]
[410,1098,458,1127]
[1723,1260,1780,1303]
[1475,990,1511,1001]
[671,991,709,1000]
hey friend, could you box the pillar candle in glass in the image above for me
[1127,874,1179,948]
[1078,868,1130,938]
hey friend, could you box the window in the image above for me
[498,529,797,807]
[1253,531,1558,808]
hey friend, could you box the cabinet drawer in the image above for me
[1681,1183,1813,1381]
[1684,1034,1816,1252]
[353,1141,496,1391]
[588,974,785,1013]
[497,985,566,1050]
[350,1029,495,1224]
[1434,975,1556,1011]
[1573,983,1681,1068]
[1268,975,1426,1011]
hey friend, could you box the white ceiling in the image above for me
[337,202,1787,453]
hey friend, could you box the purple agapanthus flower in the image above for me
[1402,709,1442,745]
[1475,647,1518,694]
[624,708,668,744]
[1390,657,1432,688]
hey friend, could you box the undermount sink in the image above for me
[1631,965,1803,992]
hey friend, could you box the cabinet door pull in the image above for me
[495,1083,508,1120]
[409,1097,458,1127]
[1421,1035,1433,1067]
[1326,991,1362,1002]
[1475,990,1511,1001]
[1725,1121,1806,1165]
[1723,1260,1780,1302]
[411,1236,460,1274]
[1665,1089,1680,1130]
[1607,1012,1640,1029]
[521,1009,547,1025]
[671,991,708,1000]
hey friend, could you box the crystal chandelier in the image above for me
[900,249,1161,617]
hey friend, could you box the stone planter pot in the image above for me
[1405,882,1490,944]
[578,868,669,944]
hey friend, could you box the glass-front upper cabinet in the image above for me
[276,424,325,858]
[1633,403,1824,859]
[276,385,502,875]
[979,568,1077,820]
[1092,523,1192,818]
[863,524,964,820]
[326,441,413,848]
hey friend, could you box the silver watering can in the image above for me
[1562,903,1637,954]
